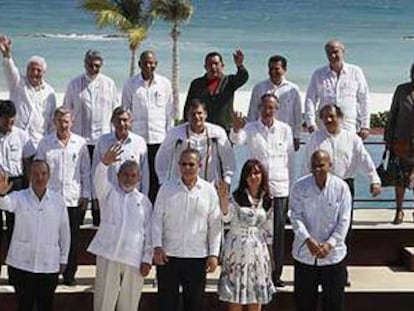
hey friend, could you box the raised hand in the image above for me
[0,35,11,58]
[231,110,246,132]
[102,144,123,166]
[233,49,244,67]
[0,172,13,195]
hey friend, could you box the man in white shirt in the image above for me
[230,93,294,287]
[247,54,302,151]
[93,107,149,196]
[0,159,70,311]
[63,49,118,226]
[152,148,221,311]
[88,145,152,311]
[35,107,91,286]
[290,150,352,311]
[121,50,173,203]
[0,35,56,147]
[0,100,36,260]
[304,39,371,139]
[155,99,235,185]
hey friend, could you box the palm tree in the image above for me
[151,0,193,118]
[81,0,153,76]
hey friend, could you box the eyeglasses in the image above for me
[179,162,196,167]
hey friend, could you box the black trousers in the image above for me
[294,260,346,311]
[147,144,160,204]
[63,206,81,282]
[156,257,207,311]
[8,266,59,311]
[343,178,355,281]
[86,144,100,226]
[272,197,288,282]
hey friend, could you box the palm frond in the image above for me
[128,27,148,50]
[151,0,193,24]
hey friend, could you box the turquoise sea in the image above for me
[0,0,412,208]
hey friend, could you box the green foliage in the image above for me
[370,111,389,128]
[150,0,194,25]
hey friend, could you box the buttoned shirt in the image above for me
[290,173,352,266]
[0,126,36,177]
[301,128,380,184]
[3,57,56,147]
[304,63,370,132]
[35,132,91,206]
[88,163,153,268]
[152,177,221,258]
[247,78,302,139]
[230,119,294,197]
[0,188,70,273]
[155,122,235,185]
[92,131,149,197]
[63,73,118,145]
[121,73,173,144]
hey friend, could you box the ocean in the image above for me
[0,0,412,209]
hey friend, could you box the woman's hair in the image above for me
[233,159,272,210]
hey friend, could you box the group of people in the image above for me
[0,31,410,311]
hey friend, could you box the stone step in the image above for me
[402,247,414,272]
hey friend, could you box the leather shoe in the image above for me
[63,279,77,286]
[392,210,404,225]
[275,279,285,288]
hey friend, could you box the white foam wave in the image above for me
[24,33,125,41]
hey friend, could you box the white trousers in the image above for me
[94,256,145,311]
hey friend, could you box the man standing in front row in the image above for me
[0,160,70,311]
[152,148,221,311]
[88,145,153,311]
[290,150,352,311]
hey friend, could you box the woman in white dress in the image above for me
[217,159,275,311]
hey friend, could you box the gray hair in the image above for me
[118,160,140,175]
[84,49,103,62]
[27,55,47,71]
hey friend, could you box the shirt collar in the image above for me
[29,187,50,203]
[138,72,158,85]
[84,73,100,82]
[327,62,349,76]
[311,173,332,192]
[25,78,46,91]
[268,77,288,87]
[53,132,76,144]
[258,118,277,132]
[111,131,132,144]
[177,176,203,191]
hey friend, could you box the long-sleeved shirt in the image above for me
[152,177,222,258]
[247,78,302,139]
[301,128,380,184]
[304,63,370,132]
[35,132,91,206]
[92,131,149,197]
[290,173,352,266]
[3,57,56,147]
[0,188,70,273]
[63,73,118,145]
[121,73,173,144]
[88,162,153,268]
[184,66,249,131]
[155,122,236,185]
[0,126,36,176]
[230,119,294,197]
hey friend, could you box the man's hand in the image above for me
[102,144,123,166]
[293,138,300,151]
[0,172,13,195]
[370,183,381,197]
[358,128,370,140]
[316,242,332,259]
[0,35,11,58]
[305,237,320,256]
[206,256,218,273]
[233,49,244,67]
[140,263,152,277]
[231,111,246,132]
[153,247,169,265]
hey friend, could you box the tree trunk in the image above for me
[129,46,137,77]
[171,24,180,120]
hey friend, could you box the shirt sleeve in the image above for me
[141,198,154,264]
[247,84,261,122]
[94,162,113,203]
[290,181,311,244]
[140,146,150,196]
[292,87,303,139]
[208,188,222,257]
[304,71,319,129]
[59,199,71,264]
[0,192,18,212]
[355,67,370,129]
[230,65,249,90]
[165,81,174,132]
[46,92,57,135]
[353,136,381,185]
[155,131,179,185]
[215,128,236,184]
[151,185,166,248]
[3,57,21,91]
[80,142,92,199]
[229,127,247,146]
[121,80,133,111]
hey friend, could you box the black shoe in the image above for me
[275,279,286,288]
[345,280,351,287]
[63,279,77,286]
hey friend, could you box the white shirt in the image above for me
[0,126,36,176]
[92,131,149,197]
[121,73,173,144]
[290,173,352,266]
[304,63,370,132]
[63,73,118,145]
[0,188,70,273]
[230,119,294,197]
[88,163,153,268]
[3,57,56,147]
[35,132,91,206]
[301,128,380,184]
[247,78,302,139]
[152,177,221,258]
[155,122,236,185]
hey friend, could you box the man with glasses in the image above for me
[63,50,118,225]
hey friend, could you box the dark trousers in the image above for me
[156,257,207,311]
[8,266,59,311]
[272,197,288,281]
[63,206,81,282]
[343,178,355,281]
[86,144,100,226]
[148,144,160,204]
[294,260,346,311]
